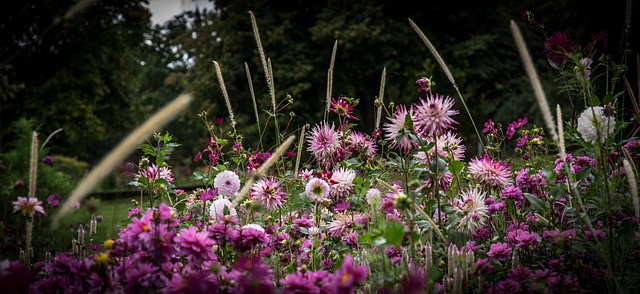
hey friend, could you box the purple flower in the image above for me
[280,271,322,294]
[545,31,575,64]
[305,178,330,202]
[174,226,216,262]
[231,256,274,293]
[416,76,432,93]
[199,188,217,201]
[473,258,494,275]
[42,154,53,165]
[495,279,521,294]
[46,193,62,207]
[332,255,367,293]
[250,177,288,211]
[514,231,540,249]
[234,225,269,252]
[487,242,512,261]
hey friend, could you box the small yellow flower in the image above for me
[104,239,115,250]
[94,253,108,265]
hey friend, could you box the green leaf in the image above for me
[602,93,613,104]
[383,220,405,247]
[448,160,464,176]
[524,193,546,211]
[590,94,601,106]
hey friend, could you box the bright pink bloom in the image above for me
[250,177,287,211]
[412,94,459,137]
[12,197,45,217]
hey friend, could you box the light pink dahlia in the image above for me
[305,178,330,202]
[415,131,466,163]
[468,154,513,191]
[326,211,357,237]
[329,167,356,199]
[307,122,342,169]
[12,196,45,217]
[135,164,174,185]
[383,104,417,153]
[250,177,287,211]
[412,94,459,137]
[214,170,241,197]
[453,188,489,234]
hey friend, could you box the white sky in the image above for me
[146,0,214,25]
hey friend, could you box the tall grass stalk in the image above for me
[245,62,263,149]
[509,20,558,142]
[325,40,338,120]
[623,159,639,220]
[294,125,306,177]
[408,18,484,150]
[25,131,38,270]
[375,67,386,130]
[213,61,238,141]
[52,94,193,228]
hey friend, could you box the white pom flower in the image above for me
[210,197,237,218]
[214,170,241,197]
[577,106,615,144]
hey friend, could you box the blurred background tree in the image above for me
[1,0,637,173]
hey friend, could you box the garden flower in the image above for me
[487,242,512,261]
[412,93,459,137]
[327,211,356,237]
[136,164,174,185]
[46,193,61,207]
[577,106,615,143]
[453,188,489,234]
[416,76,432,93]
[329,167,356,199]
[544,31,575,64]
[576,57,593,80]
[174,226,216,262]
[213,170,241,197]
[250,177,287,211]
[280,271,322,293]
[332,254,368,293]
[210,197,237,218]
[305,178,330,202]
[345,131,377,161]
[12,196,45,217]
[383,104,417,153]
[330,96,359,121]
[365,188,382,208]
[468,155,512,191]
[307,121,342,169]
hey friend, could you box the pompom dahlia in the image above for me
[214,170,241,197]
[174,226,215,262]
[577,106,615,144]
[412,94,459,137]
[468,155,513,191]
[250,177,287,211]
[210,197,237,218]
[383,104,417,153]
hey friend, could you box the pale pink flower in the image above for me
[453,188,489,234]
[214,170,241,197]
[412,94,459,137]
[326,211,357,237]
[305,178,330,202]
[307,122,342,169]
[577,106,615,144]
[468,155,513,191]
[12,196,45,217]
[250,177,287,211]
[209,197,237,218]
[383,104,417,153]
[135,164,174,185]
[330,167,356,199]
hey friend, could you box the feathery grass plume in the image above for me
[232,135,296,208]
[52,94,193,228]
[63,0,96,20]
[41,128,63,149]
[294,125,306,177]
[375,67,386,130]
[408,18,484,149]
[623,159,639,219]
[556,105,566,160]
[213,61,238,135]
[325,40,338,119]
[245,62,263,148]
[248,11,276,113]
[510,20,558,142]
[29,132,38,199]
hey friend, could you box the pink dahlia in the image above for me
[214,170,241,197]
[453,188,489,234]
[174,226,215,262]
[383,104,417,153]
[330,97,358,121]
[135,164,174,185]
[329,167,356,199]
[345,131,377,161]
[412,94,459,137]
[327,211,356,237]
[307,122,342,169]
[12,196,45,217]
[250,177,287,211]
[468,155,513,191]
[305,178,330,202]
[415,131,466,163]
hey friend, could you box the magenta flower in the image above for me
[12,196,45,217]
[468,154,513,191]
[174,226,215,262]
[416,76,432,93]
[345,131,377,161]
[250,177,287,211]
[330,97,359,121]
[412,93,459,137]
[213,170,241,197]
[135,164,174,185]
[280,271,323,294]
[332,254,367,293]
[487,242,512,261]
[383,104,418,153]
[46,194,61,207]
[514,231,540,249]
[329,167,356,199]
